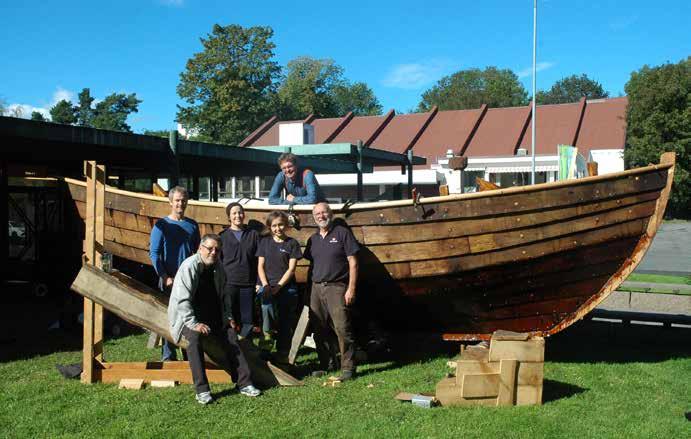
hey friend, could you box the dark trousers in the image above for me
[309,282,355,372]
[228,285,255,337]
[181,325,252,394]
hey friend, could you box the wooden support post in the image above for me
[407,149,414,199]
[356,140,364,201]
[82,161,106,383]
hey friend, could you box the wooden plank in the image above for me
[81,298,95,384]
[516,384,543,406]
[461,373,500,398]
[118,378,144,390]
[71,265,302,387]
[489,338,545,363]
[150,380,176,388]
[288,305,310,365]
[101,367,230,384]
[497,359,518,406]
[456,360,543,387]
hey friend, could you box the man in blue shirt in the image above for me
[150,186,201,361]
[268,153,326,205]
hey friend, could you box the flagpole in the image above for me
[531,0,537,184]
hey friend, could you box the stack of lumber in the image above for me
[436,331,544,407]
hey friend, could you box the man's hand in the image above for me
[286,194,295,202]
[194,323,211,334]
[344,288,356,306]
[164,276,174,288]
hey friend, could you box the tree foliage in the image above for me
[91,93,141,132]
[277,56,382,119]
[176,24,281,145]
[418,67,528,112]
[49,100,76,125]
[143,129,171,138]
[624,57,690,217]
[76,88,95,126]
[537,74,609,104]
[31,111,46,121]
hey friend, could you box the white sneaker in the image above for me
[195,391,213,405]
[304,334,316,349]
[239,385,261,397]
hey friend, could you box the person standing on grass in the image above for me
[268,153,326,205]
[256,211,303,362]
[168,234,261,404]
[219,202,260,339]
[150,186,200,361]
[304,202,360,381]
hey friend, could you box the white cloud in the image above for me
[2,86,76,120]
[51,86,75,105]
[517,61,555,79]
[382,60,452,90]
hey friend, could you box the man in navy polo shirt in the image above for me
[304,202,360,381]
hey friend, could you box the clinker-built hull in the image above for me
[65,153,675,340]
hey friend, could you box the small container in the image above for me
[101,252,113,273]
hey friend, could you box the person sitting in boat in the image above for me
[304,202,360,381]
[168,233,261,404]
[219,202,261,339]
[149,185,200,362]
[256,211,303,362]
[268,153,326,205]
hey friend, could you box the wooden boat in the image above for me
[64,153,675,340]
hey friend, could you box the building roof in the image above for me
[242,97,628,164]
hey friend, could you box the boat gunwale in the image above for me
[63,160,673,212]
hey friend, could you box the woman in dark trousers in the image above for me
[220,203,260,338]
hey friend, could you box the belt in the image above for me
[314,281,346,287]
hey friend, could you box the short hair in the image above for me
[168,186,188,201]
[278,153,297,167]
[265,210,289,229]
[201,233,221,246]
[312,201,332,214]
[225,202,244,218]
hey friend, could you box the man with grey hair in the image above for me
[304,202,360,381]
[150,186,200,361]
[168,234,260,404]
[268,153,325,205]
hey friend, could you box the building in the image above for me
[241,97,628,199]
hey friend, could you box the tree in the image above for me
[49,99,77,125]
[624,57,690,217]
[143,129,171,138]
[31,111,47,121]
[75,88,95,126]
[91,93,141,132]
[278,56,382,119]
[537,74,609,104]
[332,82,382,116]
[177,24,281,145]
[418,67,528,111]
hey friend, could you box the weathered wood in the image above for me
[462,373,500,398]
[118,378,144,390]
[81,298,95,384]
[288,306,310,365]
[71,265,302,387]
[489,338,545,363]
[476,177,500,192]
[497,359,518,406]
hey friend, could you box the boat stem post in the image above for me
[81,160,106,383]
[407,149,414,198]
[356,140,363,201]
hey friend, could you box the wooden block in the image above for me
[456,359,499,377]
[489,337,544,362]
[461,373,500,398]
[460,346,489,362]
[435,377,461,406]
[150,380,176,388]
[516,362,544,386]
[492,330,530,341]
[516,384,543,406]
[497,359,518,406]
[288,305,310,365]
[118,378,144,390]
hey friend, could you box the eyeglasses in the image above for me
[201,244,220,253]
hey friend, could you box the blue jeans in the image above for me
[160,283,177,361]
[260,285,299,355]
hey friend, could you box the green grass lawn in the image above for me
[626,273,691,286]
[1,321,689,438]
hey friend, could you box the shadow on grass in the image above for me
[542,379,587,403]
[547,319,691,364]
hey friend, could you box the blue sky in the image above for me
[1,0,688,133]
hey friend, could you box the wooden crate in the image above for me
[436,331,544,407]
